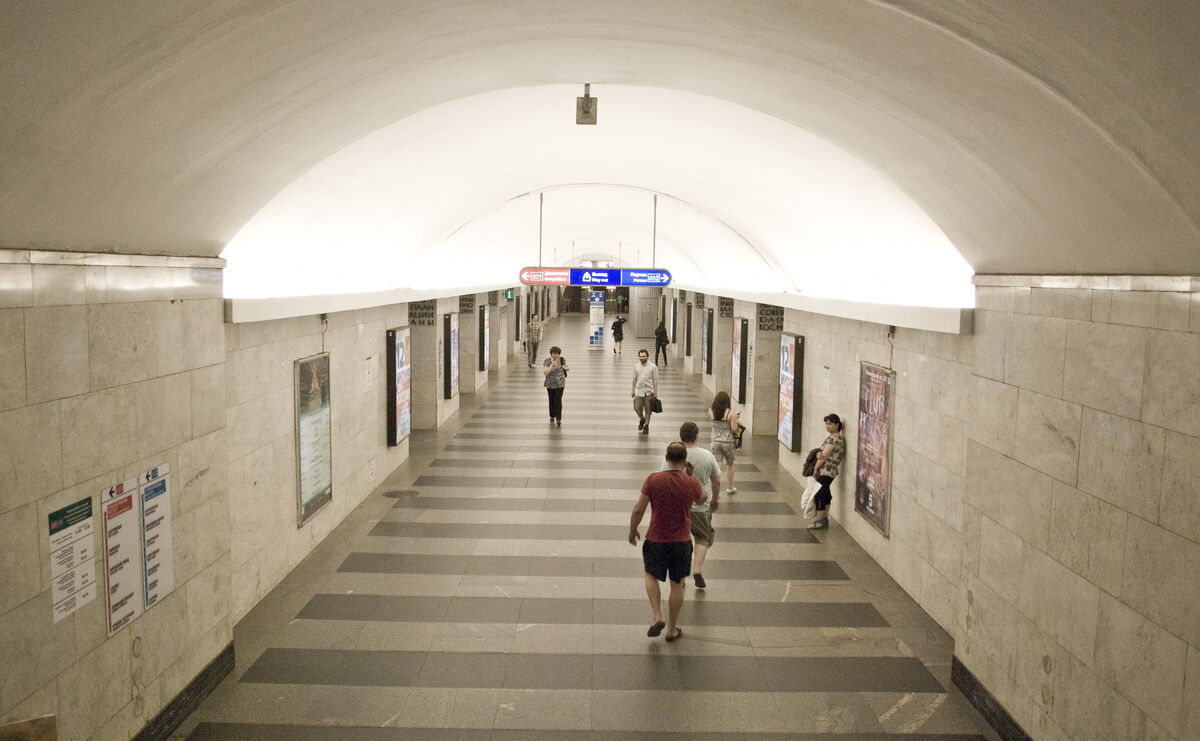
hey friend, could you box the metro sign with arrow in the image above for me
[518,267,672,287]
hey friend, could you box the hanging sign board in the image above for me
[102,478,144,635]
[519,267,672,287]
[49,497,97,623]
[139,465,175,608]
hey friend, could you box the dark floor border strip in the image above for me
[369,521,815,544]
[390,496,792,514]
[427,459,762,473]
[189,722,988,741]
[134,642,235,741]
[951,655,1032,741]
[413,474,775,491]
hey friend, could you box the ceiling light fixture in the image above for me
[576,83,597,125]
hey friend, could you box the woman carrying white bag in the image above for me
[804,413,845,529]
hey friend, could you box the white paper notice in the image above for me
[102,478,144,636]
[139,464,175,608]
[48,497,96,622]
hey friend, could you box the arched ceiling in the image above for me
[2,1,1198,297]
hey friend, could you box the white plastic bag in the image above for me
[800,478,819,519]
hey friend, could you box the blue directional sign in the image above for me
[620,269,672,286]
[569,268,619,286]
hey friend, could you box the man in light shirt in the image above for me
[631,349,658,435]
[526,314,543,367]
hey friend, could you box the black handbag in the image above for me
[650,396,663,414]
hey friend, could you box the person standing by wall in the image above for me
[707,391,740,494]
[654,320,670,366]
[673,421,721,589]
[631,349,659,434]
[526,313,543,367]
[809,413,846,529]
[542,345,569,426]
[611,315,627,354]
[629,442,706,642]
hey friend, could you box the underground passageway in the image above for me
[177,315,998,740]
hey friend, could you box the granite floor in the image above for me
[175,315,1001,741]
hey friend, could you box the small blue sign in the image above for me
[589,290,606,305]
[620,269,672,286]
[570,268,618,286]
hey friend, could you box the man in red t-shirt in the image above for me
[628,442,707,642]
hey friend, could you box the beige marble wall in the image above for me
[0,251,230,741]
[959,280,1200,741]
[224,302,409,622]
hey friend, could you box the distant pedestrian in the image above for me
[670,422,721,589]
[629,442,706,642]
[654,320,670,366]
[611,315,627,354]
[707,391,740,494]
[542,346,569,426]
[526,314,543,367]
[631,349,659,434]
[809,413,845,529]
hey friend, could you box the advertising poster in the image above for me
[702,308,713,374]
[295,353,333,526]
[669,299,677,344]
[102,478,143,635]
[386,327,412,446]
[855,362,896,537]
[731,319,742,402]
[498,307,508,367]
[480,306,490,371]
[588,290,605,348]
[685,303,692,356]
[49,497,96,623]
[139,465,175,608]
[450,312,460,397]
[777,334,804,451]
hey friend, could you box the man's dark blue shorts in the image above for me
[642,540,693,583]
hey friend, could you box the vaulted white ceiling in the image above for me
[3,1,1197,310]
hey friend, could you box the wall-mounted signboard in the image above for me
[778,334,804,452]
[479,306,490,371]
[386,327,412,446]
[295,353,333,526]
[444,313,460,399]
[855,362,896,537]
[703,308,713,374]
[733,318,748,404]
[518,267,672,287]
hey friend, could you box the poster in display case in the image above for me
[855,362,896,537]
[703,308,713,374]
[386,327,412,446]
[480,306,490,371]
[295,353,333,525]
[443,313,460,399]
[732,318,748,404]
[685,303,693,356]
[777,334,804,451]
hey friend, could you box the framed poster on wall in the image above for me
[732,318,748,404]
[703,308,713,374]
[855,362,896,537]
[685,303,693,356]
[443,313,460,399]
[386,327,412,446]
[669,299,677,344]
[777,334,803,451]
[295,353,332,526]
[479,306,490,371]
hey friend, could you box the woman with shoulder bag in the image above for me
[809,413,845,529]
[542,346,569,426]
[707,391,740,494]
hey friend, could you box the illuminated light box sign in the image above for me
[519,267,672,287]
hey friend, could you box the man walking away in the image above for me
[631,349,658,434]
[526,314,543,367]
[674,422,721,588]
[629,442,706,642]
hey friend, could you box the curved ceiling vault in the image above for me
[2,1,1197,307]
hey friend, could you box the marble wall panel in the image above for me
[129,588,189,686]
[960,503,983,579]
[1159,430,1200,544]
[1029,288,1091,320]
[224,343,275,408]
[0,502,41,614]
[1076,408,1165,522]
[1047,481,1127,596]
[977,516,1025,609]
[930,358,970,421]
[1153,291,1191,331]
[1090,289,1113,323]
[1050,641,1168,741]
[894,348,932,407]
[0,308,26,411]
[1191,291,1200,333]
[133,372,193,461]
[0,263,33,308]
[0,593,78,723]
[1184,645,1200,741]
[186,555,232,639]
[1109,291,1157,328]
[0,401,63,511]
[182,299,225,371]
[24,305,89,404]
[965,441,1052,550]
[1022,544,1101,665]
[103,266,174,304]
[972,309,1008,382]
[87,302,160,390]
[55,629,132,741]
[966,376,1017,457]
[1120,516,1200,647]
[1094,593,1186,737]
[1012,389,1081,485]
[173,490,232,586]
[189,364,226,438]
[175,429,228,518]
[31,265,86,307]
[1062,321,1145,419]
[975,286,1015,312]
[1004,314,1067,398]
[225,387,292,462]
[1143,329,1200,437]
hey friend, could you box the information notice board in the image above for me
[49,497,96,623]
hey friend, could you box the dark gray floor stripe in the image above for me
[189,725,987,741]
[390,496,793,514]
[338,553,846,580]
[369,521,814,543]
[412,474,776,491]
[297,594,889,628]
[239,648,944,693]
[428,458,762,473]
[440,443,763,459]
